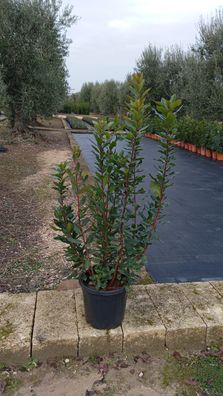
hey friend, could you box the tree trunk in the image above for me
[13,111,26,134]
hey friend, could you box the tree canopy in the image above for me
[136,9,223,120]
[0,0,76,131]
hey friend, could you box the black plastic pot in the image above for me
[80,280,127,330]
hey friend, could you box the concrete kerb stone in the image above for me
[180,282,223,347]
[32,290,78,361]
[210,281,223,298]
[74,288,123,357]
[122,286,166,355]
[0,292,36,365]
[2,282,223,364]
[147,283,207,353]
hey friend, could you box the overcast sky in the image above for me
[63,0,223,93]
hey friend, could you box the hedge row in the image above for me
[148,116,223,153]
[62,99,90,115]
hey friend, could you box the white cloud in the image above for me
[61,0,223,91]
[130,0,222,16]
[108,18,134,29]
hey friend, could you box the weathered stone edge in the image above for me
[2,281,223,364]
[31,282,223,357]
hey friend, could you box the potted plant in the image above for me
[192,119,203,156]
[215,130,223,160]
[53,74,181,329]
[210,124,223,160]
[217,151,223,160]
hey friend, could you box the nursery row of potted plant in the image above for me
[144,132,223,161]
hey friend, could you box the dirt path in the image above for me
[0,121,72,292]
[7,354,175,396]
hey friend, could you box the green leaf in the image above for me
[150,180,161,198]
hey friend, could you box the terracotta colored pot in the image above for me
[185,143,189,150]
[155,134,161,140]
[205,149,211,158]
[180,142,185,149]
[212,151,217,160]
[197,147,201,155]
[217,152,223,161]
[176,141,181,147]
[188,144,192,151]
[200,147,206,156]
[191,144,197,153]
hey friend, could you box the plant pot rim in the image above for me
[79,279,126,296]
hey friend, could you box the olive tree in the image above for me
[79,83,94,106]
[191,9,223,119]
[0,0,76,132]
[98,80,120,115]
[136,44,164,101]
[0,72,8,112]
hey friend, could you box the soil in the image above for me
[35,117,64,129]
[0,119,72,292]
[1,354,175,396]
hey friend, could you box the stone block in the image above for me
[181,282,223,346]
[147,284,206,353]
[0,292,36,364]
[32,290,78,361]
[122,286,166,355]
[210,281,223,297]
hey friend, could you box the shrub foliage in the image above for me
[53,74,181,290]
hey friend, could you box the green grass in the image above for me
[6,257,43,277]
[104,386,116,396]
[163,349,223,395]
[20,357,38,372]
[5,378,21,392]
[0,322,13,340]
[137,273,154,285]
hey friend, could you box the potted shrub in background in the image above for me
[217,151,223,160]
[212,150,217,160]
[210,124,223,160]
[198,120,208,156]
[53,74,182,330]
[209,125,218,160]
[191,143,197,153]
[205,125,213,158]
[176,116,195,152]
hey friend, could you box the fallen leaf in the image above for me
[173,351,182,361]
[185,378,199,386]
